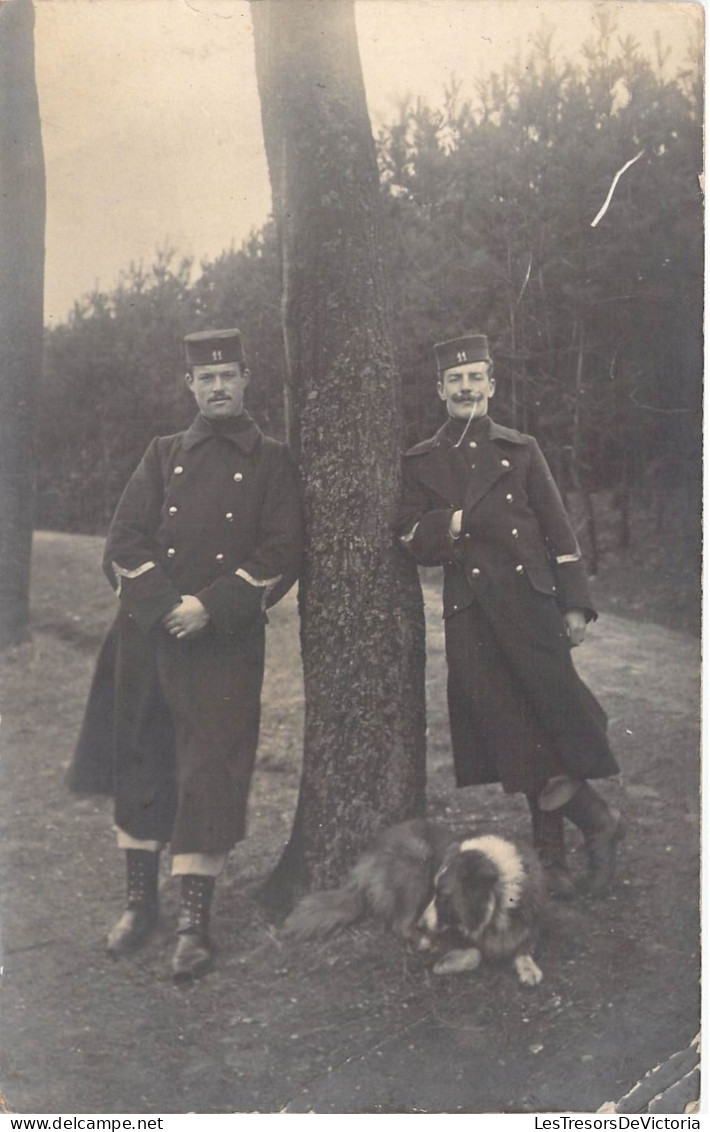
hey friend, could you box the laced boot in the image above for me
[107,849,160,955]
[172,875,215,982]
[526,794,576,901]
[559,781,624,897]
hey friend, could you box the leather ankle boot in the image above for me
[559,782,624,897]
[172,875,215,982]
[527,794,576,901]
[107,850,160,955]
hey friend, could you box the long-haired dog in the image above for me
[283,819,546,985]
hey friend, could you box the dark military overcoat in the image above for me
[69,412,303,854]
[395,415,618,797]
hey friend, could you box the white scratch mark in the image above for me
[591,151,645,228]
[516,254,532,307]
[182,0,233,17]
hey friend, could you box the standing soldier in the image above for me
[395,332,623,900]
[69,328,303,979]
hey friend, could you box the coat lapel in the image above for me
[461,418,526,517]
[462,438,510,515]
[406,418,527,511]
[408,423,468,506]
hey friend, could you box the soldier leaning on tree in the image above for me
[395,332,624,900]
[69,328,303,981]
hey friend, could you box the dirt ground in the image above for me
[0,531,701,1114]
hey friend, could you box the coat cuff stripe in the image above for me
[235,568,282,589]
[111,560,156,596]
[111,560,156,579]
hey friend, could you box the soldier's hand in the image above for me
[163,596,210,639]
[564,609,587,648]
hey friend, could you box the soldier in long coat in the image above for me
[69,328,303,979]
[395,333,623,900]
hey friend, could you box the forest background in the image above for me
[37,16,703,610]
[0,6,702,1112]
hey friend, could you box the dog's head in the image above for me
[419,848,499,940]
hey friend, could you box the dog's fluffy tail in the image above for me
[283,880,366,941]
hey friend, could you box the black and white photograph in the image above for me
[0,0,703,1118]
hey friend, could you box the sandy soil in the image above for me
[0,531,700,1114]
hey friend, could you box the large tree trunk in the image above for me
[251,0,426,908]
[0,0,45,648]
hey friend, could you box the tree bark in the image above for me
[251,0,426,908]
[0,0,45,648]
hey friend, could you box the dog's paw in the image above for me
[433,947,482,975]
[514,954,543,986]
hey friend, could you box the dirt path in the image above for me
[0,534,700,1114]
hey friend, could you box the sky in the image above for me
[33,0,703,325]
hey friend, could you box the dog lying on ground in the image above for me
[283,819,546,985]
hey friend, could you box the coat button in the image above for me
[464,532,471,540]
[501,459,511,468]
[167,548,176,558]
[515,563,524,574]
[174,466,184,475]
[506,493,513,502]
[168,506,178,516]
[233,472,243,482]
[216,553,224,562]
[471,568,480,577]
[511,528,519,537]
[225,512,234,522]
[469,440,477,448]
[470,462,476,470]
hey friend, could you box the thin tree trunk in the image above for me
[506,230,518,428]
[0,0,45,648]
[613,353,632,549]
[568,322,598,575]
[251,0,426,910]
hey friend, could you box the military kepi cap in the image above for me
[184,328,246,367]
[434,333,490,372]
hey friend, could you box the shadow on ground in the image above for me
[0,533,700,1113]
